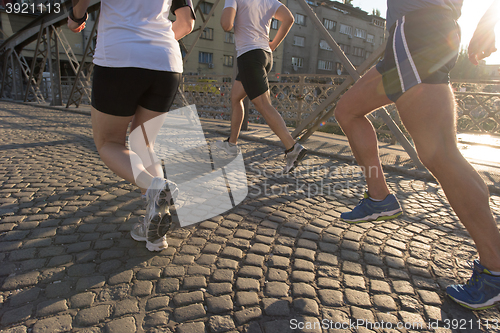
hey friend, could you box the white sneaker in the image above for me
[215,138,239,156]
[144,177,178,243]
[131,216,168,251]
[283,143,307,173]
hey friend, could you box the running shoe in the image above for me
[447,259,500,310]
[283,143,307,173]
[144,177,178,244]
[215,138,239,156]
[131,216,168,251]
[340,191,402,223]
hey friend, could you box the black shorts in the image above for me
[376,7,460,102]
[235,49,273,100]
[91,65,181,117]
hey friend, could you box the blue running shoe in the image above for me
[447,260,500,310]
[340,191,402,223]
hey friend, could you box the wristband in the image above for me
[69,7,88,25]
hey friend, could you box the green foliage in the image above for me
[371,8,381,16]
[450,47,488,79]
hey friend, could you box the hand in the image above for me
[68,16,86,33]
[269,41,276,52]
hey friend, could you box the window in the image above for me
[323,18,336,31]
[295,13,306,26]
[291,57,303,68]
[354,28,366,39]
[224,55,234,67]
[339,24,352,36]
[319,40,332,51]
[339,43,350,54]
[367,34,374,43]
[352,47,364,57]
[199,51,213,64]
[318,60,333,71]
[373,19,385,28]
[200,1,213,14]
[225,32,235,43]
[293,36,305,47]
[336,62,343,74]
[271,18,279,30]
[201,27,213,40]
[380,37,384,45]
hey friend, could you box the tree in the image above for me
[372,8,381,16]
[343,0,353,5]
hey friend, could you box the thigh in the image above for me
[337,66,392,118]
[91,107,133,150]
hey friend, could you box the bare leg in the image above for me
[228,80,247,144]
[334,67,393,199]
[251,90,295,150]
[396,83,500,271]
[91,106,166,194]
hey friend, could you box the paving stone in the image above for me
[373,295,397,311]
[234,307,262,325]
[267,255,290,268]
[70,292,95,308]
[365,265,385,278]
[293,259,315,271]
[345,289,371,307]
[250,243,271,255]
[32,315,72,333]
[213,269,234,282]
[217,258,239,269]
[177,321,206,333]
[236,277,260,291]
[265,282,289,297]
[105,317,136,333]
[294,248,315,261]
[9,287,41,306]
[342,261,363,275]
[398,311,427,329]
[157,278,180,293]
[208,283,233,296]
[109,270,133,285]
[36,299,68,317]
[132,280,153,296]
[263,320,293,333]
[370,280,391,294]
[207,295,233,313]
[144,311,169,327]
[293,298,319,316]
[0,304,33,326]
[137,268,162,280]
[344,274,366,290]
[173,291,204,306]
[293,283,316,298]
[317,277,340,289]
[417,290,442,305]
[236,291,259,307]
[174,303,206,322]
[267,268,288,282]
[112,299,138,317]
[262,298,290,316]
[209,315,236,333]
[183,276,207,289]
[2,271,40,290]
[163,266,185,277]
[146,296,170,311]
[76,276,106,291]
[318,289,344,306]
[75,304,111,326]
[238,266,263,279]
[392,280,414,294]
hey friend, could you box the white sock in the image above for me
[369,196,384,202]
[228,141,237,146]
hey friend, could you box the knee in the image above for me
[334,97,351,126]
[416,144,459,173]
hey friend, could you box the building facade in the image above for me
[282,0,386,75]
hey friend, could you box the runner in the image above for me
[68,0,195,251]
[217,0,307,173]
[334,0,500,309]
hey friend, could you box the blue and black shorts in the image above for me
[376,7,460,102]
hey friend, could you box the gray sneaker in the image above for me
[215,138,239,156]
[144,177,178,243]
[131,216,168,251]
[283,143,307,173]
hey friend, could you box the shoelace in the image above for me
[465,260,480,287]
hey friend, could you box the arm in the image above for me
[468,0,500,65]
[269,5,294,51]
[68,0,91,33]
[172,6,195,40]
[221,7,236,32]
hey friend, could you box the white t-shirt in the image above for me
[93,0,183,73]
[224,0,283,57]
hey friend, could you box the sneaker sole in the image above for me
[145,239,168,252]
[342,210,403,224]
[286,148,308,174]
[448,294,500,310]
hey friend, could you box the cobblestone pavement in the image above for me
[1,101,499,333]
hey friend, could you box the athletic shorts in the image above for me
[235,49,273,100]
[91,65,181,117]
[376,6,460,102]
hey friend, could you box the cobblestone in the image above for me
[1,103,498,332]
